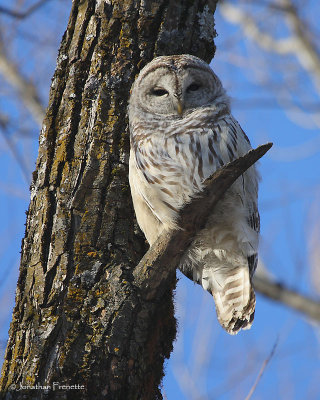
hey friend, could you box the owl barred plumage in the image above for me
[128,54,259,335]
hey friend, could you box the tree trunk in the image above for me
[0,1,217,399]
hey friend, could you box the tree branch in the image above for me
[133,140,320,325]
[220,2,295,54]
[0,0,52,19]
[0,126,30,184]
[253,275,320,322]
[220,1,320,93]
[133,143,273,300]
[281,0,320,92]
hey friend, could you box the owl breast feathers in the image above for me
[128,54,259,335]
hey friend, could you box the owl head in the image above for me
[129,54,228,119]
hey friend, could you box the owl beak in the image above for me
[176,100,184,116]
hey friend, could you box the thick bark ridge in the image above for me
[0,1,218,399]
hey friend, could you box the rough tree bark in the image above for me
[0,1,218,399]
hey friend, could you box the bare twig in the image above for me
[220,1,320,93]
[281,0,320,92]
[1,128,31,184]
[0,0,52,19]
[0,39,45,126]
[220,2,295,54]
[245,338,278,400]
[232,97,320,111]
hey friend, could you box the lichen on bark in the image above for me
[0,1,218,399]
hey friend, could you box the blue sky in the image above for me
[162,4,320,399]
[1,1,320,399]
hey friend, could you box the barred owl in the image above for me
[128,55,259,335]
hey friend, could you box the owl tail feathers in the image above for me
[209,268,256,335]
[213,286,256,335]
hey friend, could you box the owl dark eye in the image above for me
[187,83,201,92]
[151,88,168,96]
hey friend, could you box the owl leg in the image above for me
[202,260,256,335]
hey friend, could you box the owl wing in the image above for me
[203,116,259,334]
[129,143,189,244]
[225,116,260,278]
[206,115,260,259]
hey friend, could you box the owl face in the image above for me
[129,55,225,118]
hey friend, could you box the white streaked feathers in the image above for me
[128,55,259,334]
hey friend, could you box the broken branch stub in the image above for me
[134,142,273,300]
